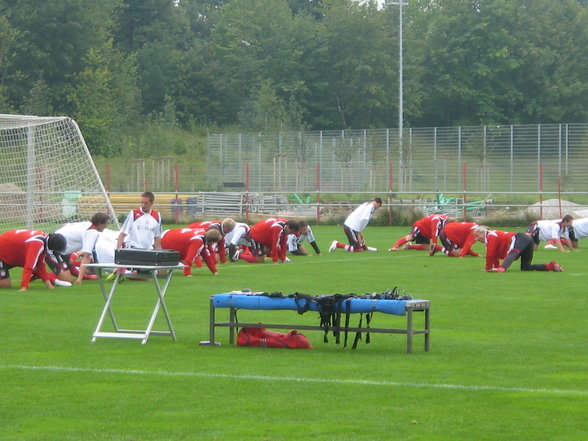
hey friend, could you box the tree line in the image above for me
[1,0,587,157]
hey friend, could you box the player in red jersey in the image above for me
[161,228,222,276]
[473,226,563,272]
[186,218,236,264]
[437,222,480,257]
[0,229,67,291]
[389,214,447,254]
[249,218,300,263]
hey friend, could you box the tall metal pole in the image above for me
[385,1,407,191]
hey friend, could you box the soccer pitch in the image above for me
[1,225,587,441]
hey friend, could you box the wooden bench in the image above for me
[209,293,430,353]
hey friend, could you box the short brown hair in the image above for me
[141,191,155,203]
[91,212,109,226]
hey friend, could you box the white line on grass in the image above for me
[3,364,587,397]
[228,253,415,269]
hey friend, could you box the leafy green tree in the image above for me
[0,7,19,89]
[170,44,234,126]
[67,40,141,156]
[506,0,588,123]
[4,0,120,112]
[210,0,323,126]
[406,0,588,126]
[114,0,191,52]
[22,79,54,115]
[311,0,396,128]
[183,0,230,40]
[113,0,194,117]
[0,86,15,113]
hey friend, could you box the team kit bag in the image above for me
[237,327,313,349]
[114,248,180,266]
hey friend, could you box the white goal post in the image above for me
[0,114,119,233]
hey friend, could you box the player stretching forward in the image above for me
[161,228,222,276]
[436,221,480,257]
[224,222,259,263]
[473,226,563,272]
[186,218,236,264]
[50,212,110,284]
[567,217,588,249]
[389,214,447,254]
[330,198,382,252]
[0,230,68,291]
[250,218,300,263]
[287,220,321,256]
[527,215,573,252]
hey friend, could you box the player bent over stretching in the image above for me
[330,198,382,253]
[473,226,563,273]
[389,214,447,254]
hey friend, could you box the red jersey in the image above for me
[442,222,479,257]
[186,220,227,263]
[483,230,517,270]
[250,218,289,262]
[0,229,50,288]
[413,215,447,243]
[161,228,217,275]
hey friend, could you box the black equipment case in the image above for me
[114,248,180,266]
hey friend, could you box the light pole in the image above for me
[385,1,407,191]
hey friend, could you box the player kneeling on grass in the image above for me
[161,228,222,276]
[330,198,382,253]
[389,214,447,254]
[287,220,321,256]
[250,218,300,263]
[0,230,68,292]
[47,212,110,285]
[473,226,563,273]
[436,222,480,257]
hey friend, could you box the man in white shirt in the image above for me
[527,215,573,252]
[47,212,110,284]
[224,222,260,263]
[329,197,382,252]
[569,217,588,249]
[117,191,162,250]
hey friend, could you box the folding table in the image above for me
[85,263,184,344]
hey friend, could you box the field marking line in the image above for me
[227,253,416,269]
[2,364,587,397]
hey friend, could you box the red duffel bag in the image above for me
[237,327,313,349]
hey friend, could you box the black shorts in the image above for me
[45,252,69,275]
[0,260,14,280]
[569,226,577,242]
[527,222,540,245]
[413,232,430,245]
[248,239,266,257]
[343,226,363,249]
[408,227,430,245]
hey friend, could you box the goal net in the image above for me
[0,114,118,233]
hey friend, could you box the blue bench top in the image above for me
[212,293,428,316]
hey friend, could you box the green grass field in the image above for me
[1,226,587,441]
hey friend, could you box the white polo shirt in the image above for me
[55,221,101,255]
[120,209,162,249]
[344,202,376,232]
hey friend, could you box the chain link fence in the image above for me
[206,123,588,194]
